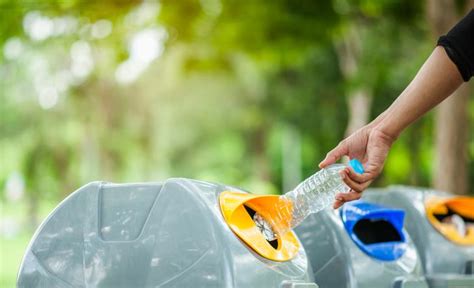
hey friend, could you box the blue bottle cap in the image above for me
[349,159,364,174]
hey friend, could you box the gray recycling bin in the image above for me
[18,179,316,288]
[363,186,474,287]
[295,200,428,288]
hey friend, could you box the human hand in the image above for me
[319,125,395,209]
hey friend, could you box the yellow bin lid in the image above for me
[219,191,300,262]
[425,196,474,245]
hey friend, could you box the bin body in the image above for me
[363,187,474,286]
[295,201,427,288]
[18,179,314,288]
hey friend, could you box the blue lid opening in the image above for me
[340,201,407,261]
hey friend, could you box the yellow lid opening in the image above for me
[425,196,474,245]
[219,191,300,261]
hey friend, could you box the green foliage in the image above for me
[2,0,471,200]
[1,0,470,204]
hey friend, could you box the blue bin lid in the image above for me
[340,201,407,261]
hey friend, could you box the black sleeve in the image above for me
[437,9,474,81]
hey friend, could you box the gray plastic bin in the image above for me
[18,179,316,288]
[363,187,474,287]
[295,200,428,288]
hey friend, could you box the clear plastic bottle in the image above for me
[254,159,365,241]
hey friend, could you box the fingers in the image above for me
[333,191,362,209]
[332,167,372,210]
[333,198,345,209]
[345,168,373,183]
[319,141,348,168]
[340,169,372,193]
[340,171,364,193]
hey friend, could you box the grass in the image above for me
[0,233,30,287]
[0,200,58,288]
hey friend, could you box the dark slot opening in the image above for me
[353,218,402,244]
[433,207,474,224]
[243,205,279,249]
[244,205,256,218]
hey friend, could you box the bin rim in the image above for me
[425,196,474,246]
[340,200,407,261]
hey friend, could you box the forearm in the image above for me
[375,46,464,138]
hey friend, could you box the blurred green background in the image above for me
[1,0,473,286]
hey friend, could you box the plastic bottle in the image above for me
[255,159,365,241]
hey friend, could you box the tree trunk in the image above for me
[252,127,271,184]
[428,0,471,194]
[345,88,372,136]
[433,83,470,194]
[281,125,302,192]
[407,121,423,185]
[335,23,373,137]
[27,193,39,232]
